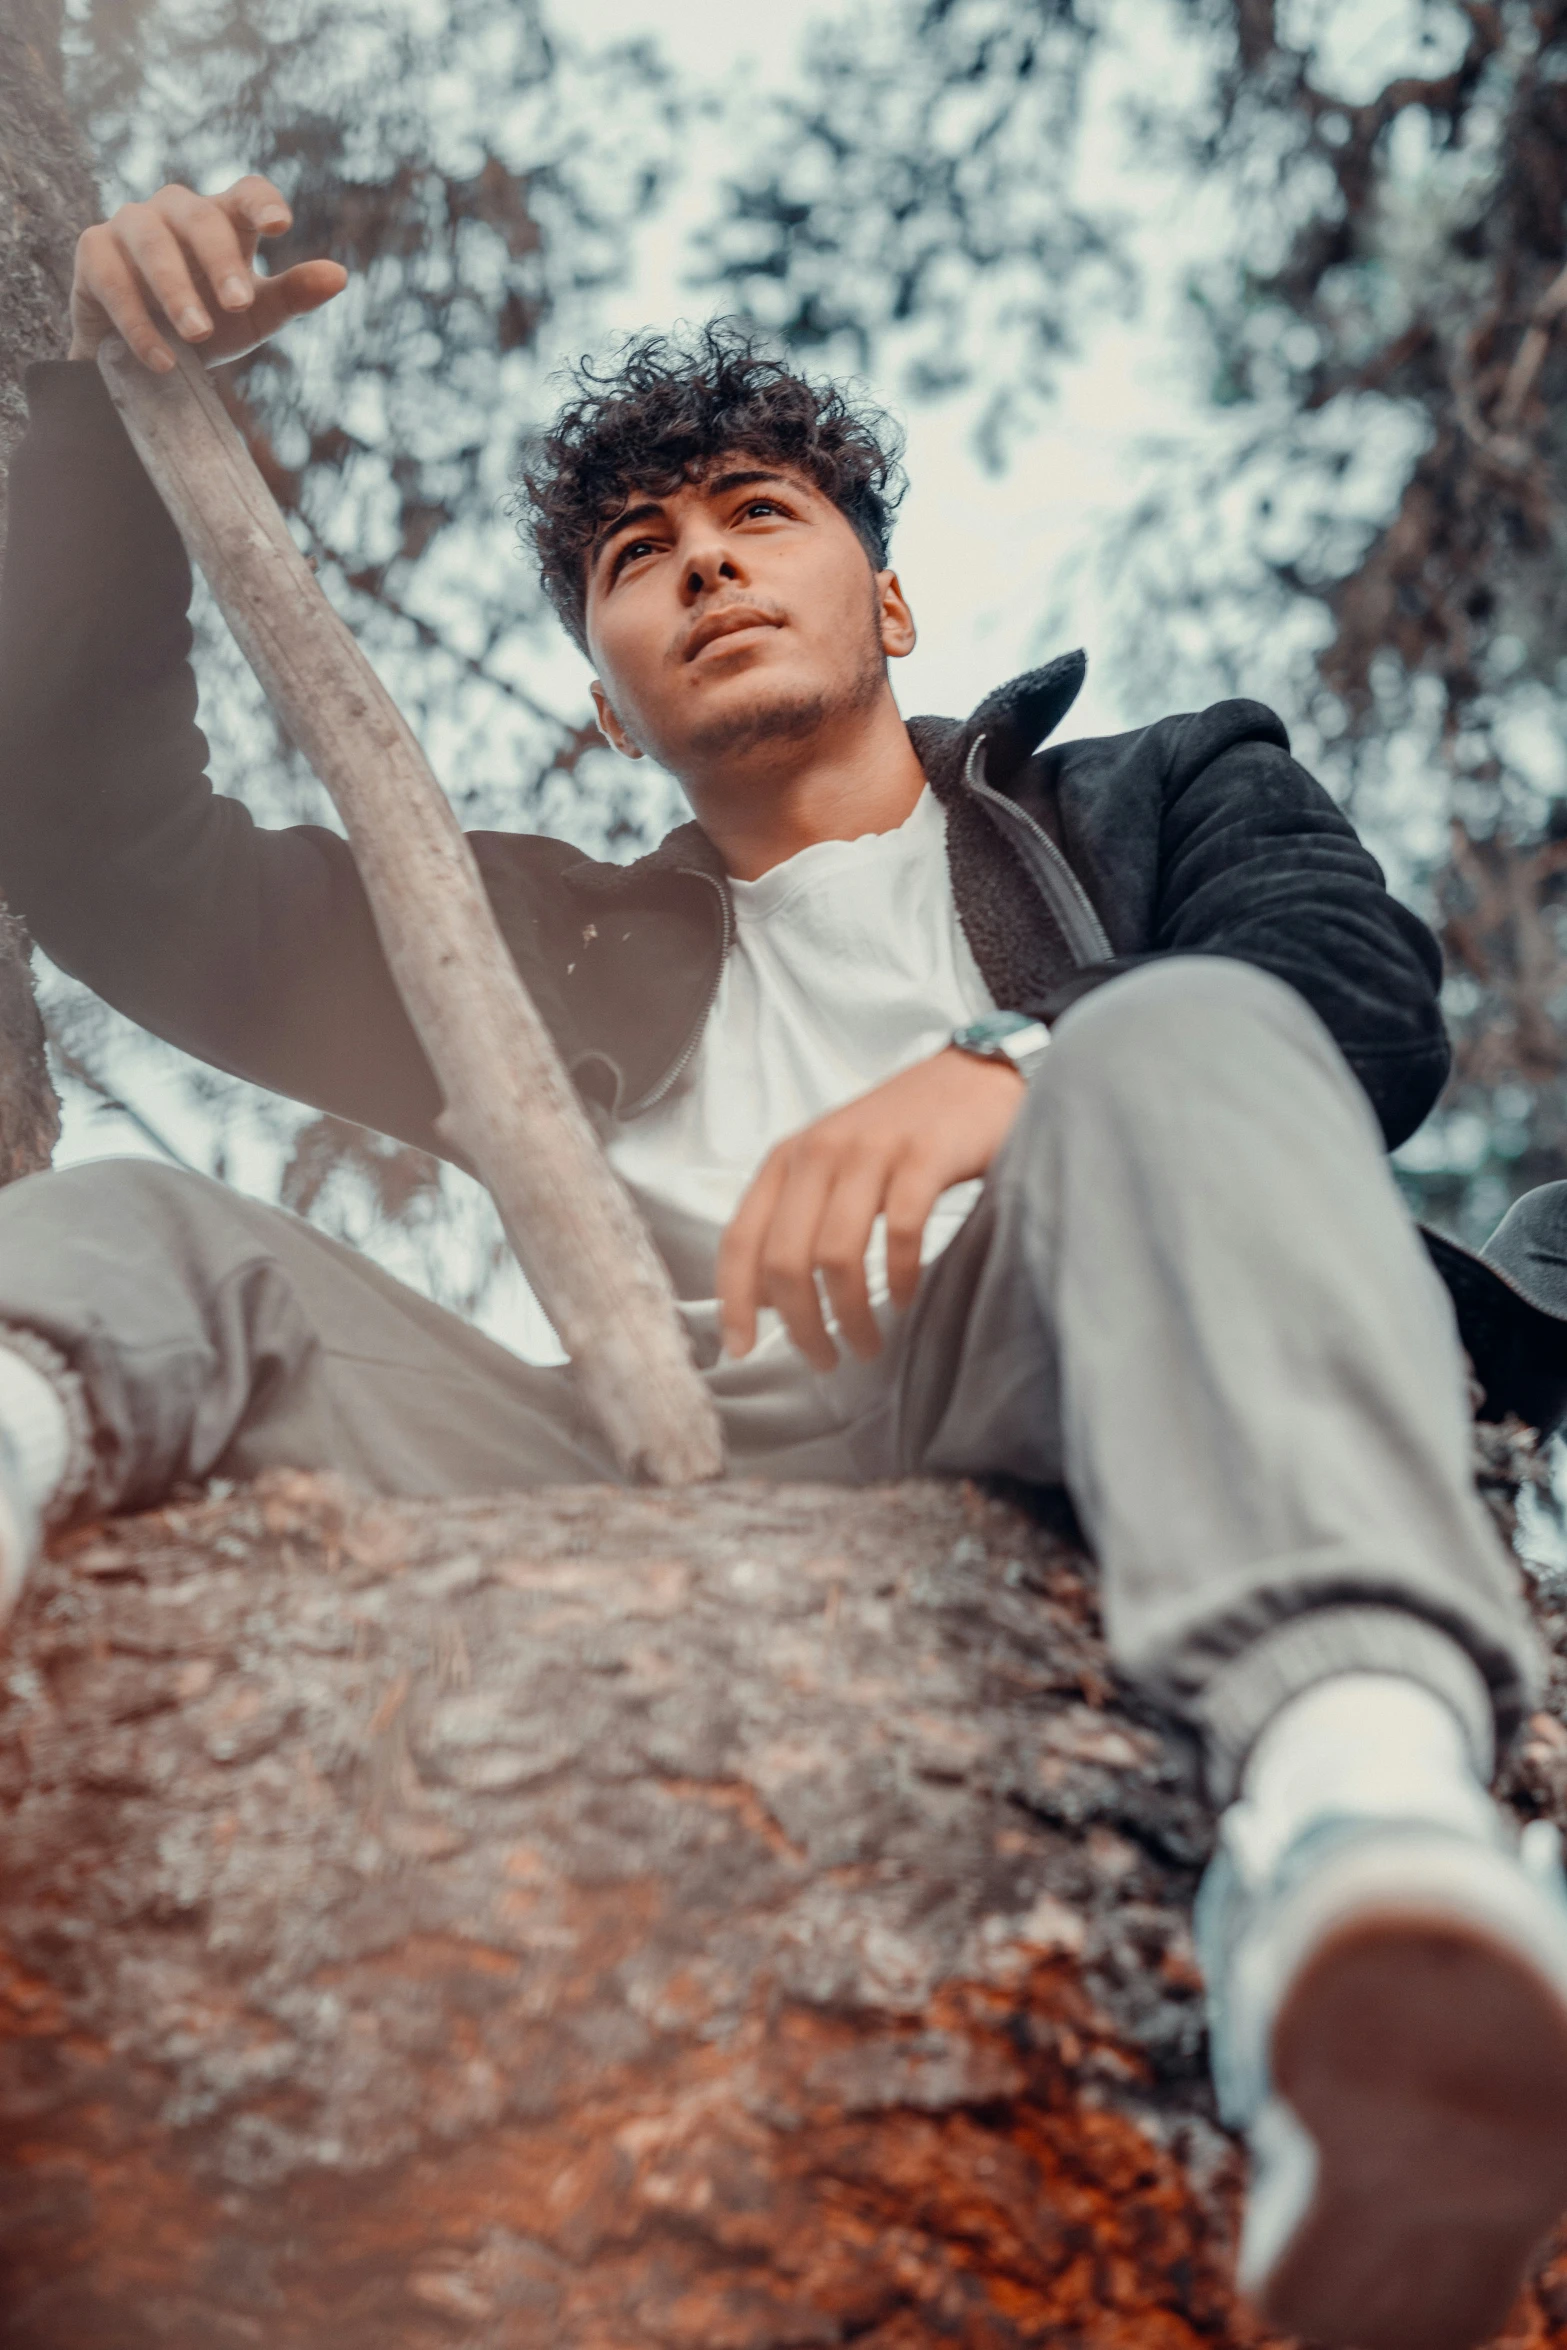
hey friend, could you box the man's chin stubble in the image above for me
[681,638,885,769]
[683,685,833,767]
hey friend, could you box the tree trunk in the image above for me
[0,0,93,537]
[0,0,92,1180]
[0,904,58,1183]
[0,1461,1559,2348]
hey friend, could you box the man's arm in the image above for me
[0,180,459,1154]
[716,1046,1023,1368]
[1037,701,1452,1152]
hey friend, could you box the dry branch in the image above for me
[96,337,721,1489]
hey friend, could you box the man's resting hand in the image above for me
[69,176,346,374]
[717,1046,1027,1371]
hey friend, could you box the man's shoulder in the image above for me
[1014,696,1313,952]
[466,816,718,880]
[1042,697,1293,794]
[465,819,722,922]
[930,652,1300,822]
[467,829,591,884]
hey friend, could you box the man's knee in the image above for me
[0,1159,268,1282]
[1041,954,1342,1110]
[0,1155,224,1225]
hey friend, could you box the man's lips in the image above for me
[684,608,783,662]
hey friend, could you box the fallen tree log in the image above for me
[0,1462,1563,2348]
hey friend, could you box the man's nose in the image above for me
[680,536,743,600]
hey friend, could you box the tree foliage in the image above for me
[703,0,1124,462]
[1179,0,1567,1234]
[710,0,1567,1242]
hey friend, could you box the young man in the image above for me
[3,172,1567,2349]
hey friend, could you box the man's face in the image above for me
[583,457,914,778]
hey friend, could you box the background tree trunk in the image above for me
[0,1462,1559,2349]
[0,0,94,532]
[0,904,60,1183]
[0,0,93,1181]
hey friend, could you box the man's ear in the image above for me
[590,678,644,761]
[876,570,917,661]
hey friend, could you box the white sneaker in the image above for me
[1196,1805,1567,2350]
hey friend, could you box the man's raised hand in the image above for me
[717,1046,1027,1372]
[69,176,347,374]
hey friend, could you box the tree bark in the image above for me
[0,906,59,1182]
[0,0,94,546]
[0,0,91,1180]
[0,1458,1560,2348]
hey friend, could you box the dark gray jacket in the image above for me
[0,359,1450,1163]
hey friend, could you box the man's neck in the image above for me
[682,688,929,883]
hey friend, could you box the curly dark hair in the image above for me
[518,322,907,653]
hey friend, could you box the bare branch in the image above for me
[100,338,722,1487]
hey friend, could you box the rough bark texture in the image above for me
[0,0,87,1179]
[0,0,94,554]
[0,906,58,1182]
[0,1460,1561,2348]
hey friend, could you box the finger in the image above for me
[75,224,176,371]
[243,258,348,341]
[117,203,215,346]
[218,175,294,265]
[814,1157,891,1360]
[884,1153,943,1310]
[717,1155,789,1358]
[157,184,257,314]
[755,1149,839,1371]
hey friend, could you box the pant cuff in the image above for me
[1198,1604,1498,1803]
[0,1323,95,1526]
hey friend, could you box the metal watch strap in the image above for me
[950,1010,1052,1083]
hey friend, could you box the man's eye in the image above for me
[744,499,783,518]
[615,539,656,575]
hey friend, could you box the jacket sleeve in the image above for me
[0,359,450,1154]
[1039,701,1451,1149]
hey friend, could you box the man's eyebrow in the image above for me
[591,470,800,570]
[592,499,664,569]
[704,467,794,499]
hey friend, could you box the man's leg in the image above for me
[900,952,1534,1785]
[897,955,1567,2350]
[0,1156,616,1534]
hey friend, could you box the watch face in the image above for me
[953,1013,1050,1070]
[965,1012,1042,1040]
[957,1012,1033,1051]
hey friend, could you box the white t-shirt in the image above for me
[605,786,997,1463]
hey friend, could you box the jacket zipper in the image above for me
[963,736,1113,966]
[625,865,736,1115]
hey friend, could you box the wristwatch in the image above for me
[950,1009,1052,1083]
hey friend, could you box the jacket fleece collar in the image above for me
[566,648,1090,896]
